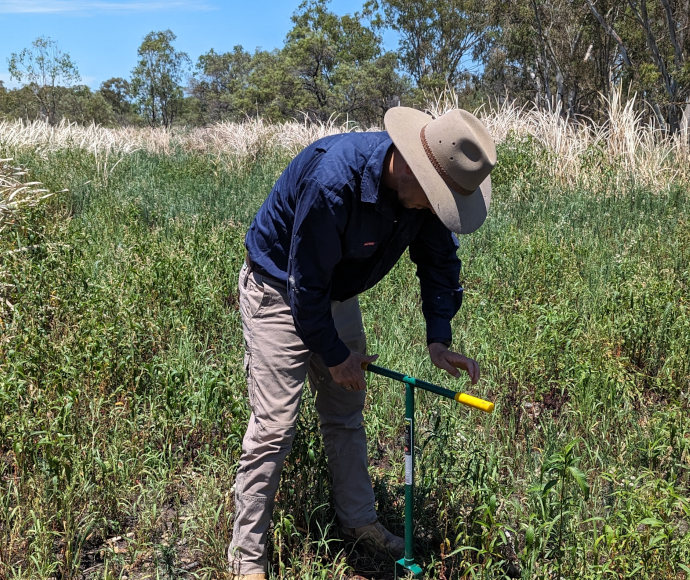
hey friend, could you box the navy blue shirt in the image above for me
[245,131,463,367]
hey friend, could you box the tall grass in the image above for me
[0,97,688,579]
[478,88,690,190]
[0,116,349,158]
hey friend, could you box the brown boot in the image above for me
[341,520,405,559]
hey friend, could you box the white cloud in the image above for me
[0,1,214,14]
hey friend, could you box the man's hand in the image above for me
[329,351,379,391]
[428,342,479,384]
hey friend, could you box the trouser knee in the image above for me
[236,419,297,497]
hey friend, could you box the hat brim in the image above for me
[384,107,491,234]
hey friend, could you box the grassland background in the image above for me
[1,99,689,579]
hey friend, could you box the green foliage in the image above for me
[2,1,689,131]
[245,49,307,122]
[0,147,283,578]
[60,85,116,126]
[481,0,601,117]
[99,78,138,126]
[191,47,254,123]
[0,84,119,126]
[188,1,411,126]
[491,132,551,190]
[282,0,408,124]
[0,85,41,121]
[130,30,191,128]
[365,0,491,93]
[1,135,689,578]
[7,36,81,125]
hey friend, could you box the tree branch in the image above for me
[585,0,632,68]
[660,0,684,69]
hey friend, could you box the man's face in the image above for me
[396,172,434,212]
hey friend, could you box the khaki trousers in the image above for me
[228,262,376,574]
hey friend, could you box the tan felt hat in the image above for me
[384,107,497,234]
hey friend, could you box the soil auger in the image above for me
[362,362,494,578]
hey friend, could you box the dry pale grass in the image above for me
[479,87,690,190]
[0,119,145,154]
[0,116,351,158]
[0,116,353,176]
[1,90,688,191]
[183,115,352,170]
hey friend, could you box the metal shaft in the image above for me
[404,381,415,566]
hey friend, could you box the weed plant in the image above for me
[0,120,688,579]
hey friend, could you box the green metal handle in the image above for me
[363,363,494,413]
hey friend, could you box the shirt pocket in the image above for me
[342,234,382,259]
[341,208,395,260]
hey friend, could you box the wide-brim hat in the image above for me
[384,107,497,234]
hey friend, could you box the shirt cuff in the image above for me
[425,317,452,347]
[320,338,351,368]
[428,338,451,347]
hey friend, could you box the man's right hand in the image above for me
[329,352,379,391]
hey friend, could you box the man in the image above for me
[229,107,496,579]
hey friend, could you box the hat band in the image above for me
[420,125,473,196]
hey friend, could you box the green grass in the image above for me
[1,137,688,579]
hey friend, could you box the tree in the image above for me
[364,0,492,94]
[481,0,688,128]
[61,85,115,126]
[586,0,689,132]
[245,49,306,121]
[329,12,410,123]
[7,36,80,124]
[284,0,408,124]
[191,46,253,123]
[99,77,137,125]
[483,0,600,118]
[0,86,41,120]
[130,30,190,128]
[285,0,346,115]
[0,81,6,117]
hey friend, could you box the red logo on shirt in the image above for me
[363,241,376,247]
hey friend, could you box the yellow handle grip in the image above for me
[455,392,495,413]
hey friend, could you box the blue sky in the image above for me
[0,0,391,89]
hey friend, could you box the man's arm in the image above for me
[409,213,464,347]
[288,181,381,389]
[410,214,478,382]
[287,179,351,367]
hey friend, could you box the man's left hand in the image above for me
[428,342,479,384]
